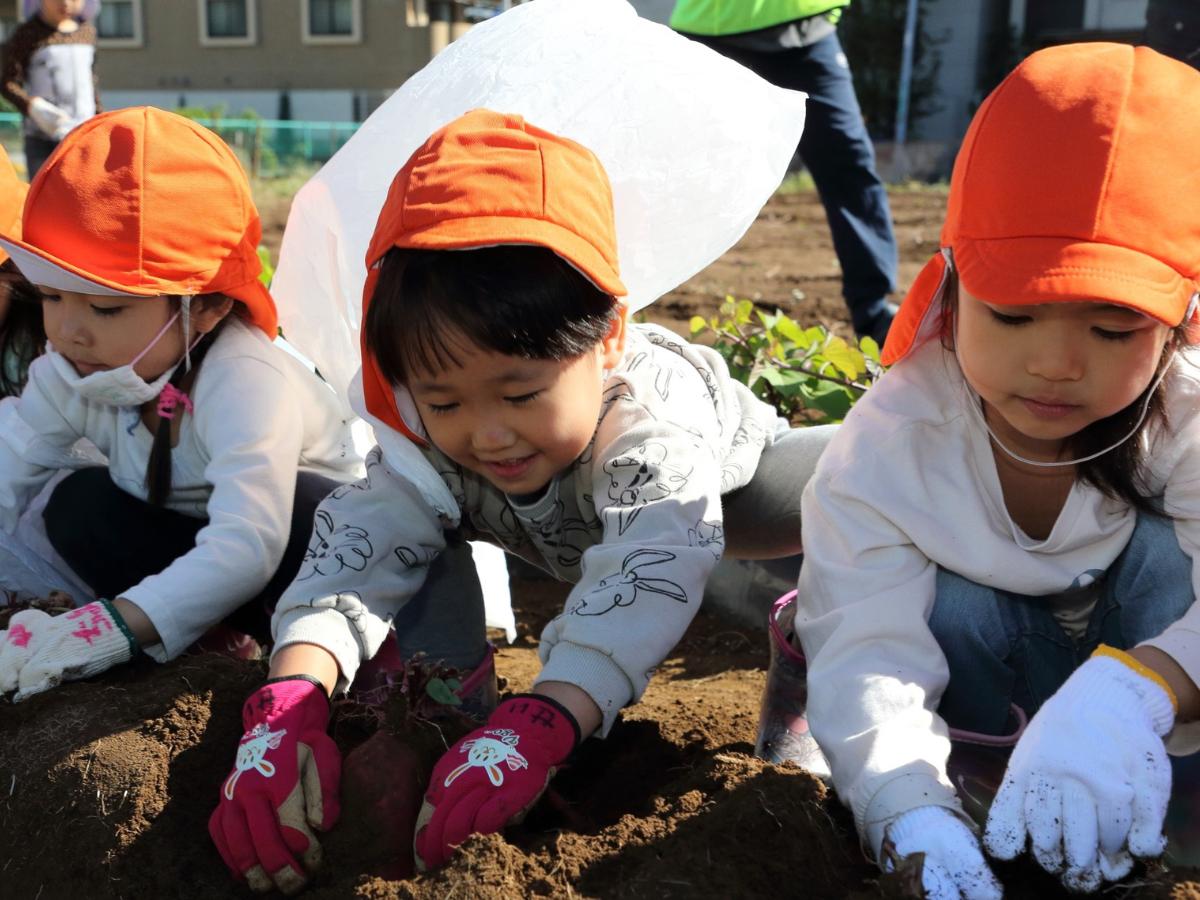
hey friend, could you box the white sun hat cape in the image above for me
[271,0,807,523]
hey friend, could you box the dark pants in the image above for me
[686,31,898,339]
[23,133,58,180]
[41,467,340,642]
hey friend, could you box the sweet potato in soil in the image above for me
[0,579,1196,900]
[2,192,1196,898]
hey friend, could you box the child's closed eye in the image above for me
[505,391,541,406]
[424,402,459,415]
[1092,327,1135,342]
[989,310,1030,326]
[90,305,123,318]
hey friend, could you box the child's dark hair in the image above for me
[364,245,619,385]
[939,275,1184,512]
[145,294,237,506]
[0,260,46,397]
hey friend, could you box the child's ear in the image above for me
[600,302,629,368]
[190,295,235,335]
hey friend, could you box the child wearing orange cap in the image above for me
[0,144,42,396]
[207,107,828,893]
[776,43,1200,897]
[0,107,367,698]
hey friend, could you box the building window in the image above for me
[303,0,361,44]
[198,0,257,46]
[96,0,143,47]
[406,0,428,27]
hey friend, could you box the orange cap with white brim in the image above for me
[0,107,277,336]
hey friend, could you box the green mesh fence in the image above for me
[0,112,361,180]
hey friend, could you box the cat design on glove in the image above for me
[223,723,287,799]
[296,511,374,580]
[443,728,528,787]
[570,548,687,616]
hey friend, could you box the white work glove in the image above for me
[0,601,137,701]
[884,805,1003,900]
[983,649,1176,893]
[27,96,73,141]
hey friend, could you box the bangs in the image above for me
[364,245,618,386]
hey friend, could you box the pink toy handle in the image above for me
[769,590,1028,748]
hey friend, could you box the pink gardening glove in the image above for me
[208,677,341,895]
[414,694,580,871]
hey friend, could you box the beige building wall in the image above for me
[97,1,434,94]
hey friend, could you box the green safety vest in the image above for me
[669,0,850,36]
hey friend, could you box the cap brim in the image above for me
[0,235,153,297]
[955,236,1194,326]
[386,215,628,298]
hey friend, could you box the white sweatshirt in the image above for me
[0,317,360,659]
[797,337,1200,856]
[272,324,786,734]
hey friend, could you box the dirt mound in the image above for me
[1,579,1195,899]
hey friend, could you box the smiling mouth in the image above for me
[480,454,536,477]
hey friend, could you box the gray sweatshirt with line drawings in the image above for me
[271,324,785,734]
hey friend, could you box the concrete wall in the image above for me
[916,0,996,144]
[97,1,432,97]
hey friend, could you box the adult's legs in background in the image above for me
[684,31,899,343]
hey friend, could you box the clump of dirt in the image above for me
[0,589,74,627]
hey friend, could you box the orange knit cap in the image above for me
[0,107,277,336]
[361,108,627,442]
[883,43,1200,366]
[0,146,27,265]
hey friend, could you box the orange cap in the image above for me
[0,146,27,266]
[361,108,627,442]
[883,43,1200,366]
[0,107,276,336]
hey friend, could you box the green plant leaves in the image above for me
[425,677,463,707]
[689,299,884,424]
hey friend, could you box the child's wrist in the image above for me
[529,680,601,740]
[1093,644,1179,713]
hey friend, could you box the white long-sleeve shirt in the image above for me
[0,317,360,659]
[797,337,1200,855]
[272,324,786,734]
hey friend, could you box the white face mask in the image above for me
[47,309,185,408]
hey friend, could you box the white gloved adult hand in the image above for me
[27,97,72,141]
[983,648,1176,893]
[884,805,1003,900]
[0,601,137,701]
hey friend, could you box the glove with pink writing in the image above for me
[0,601,136,700]
[414,694,580,871]
[209,677,341,895]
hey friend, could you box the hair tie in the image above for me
[157,383,194,420]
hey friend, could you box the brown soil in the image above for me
[2,191,1196,898]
